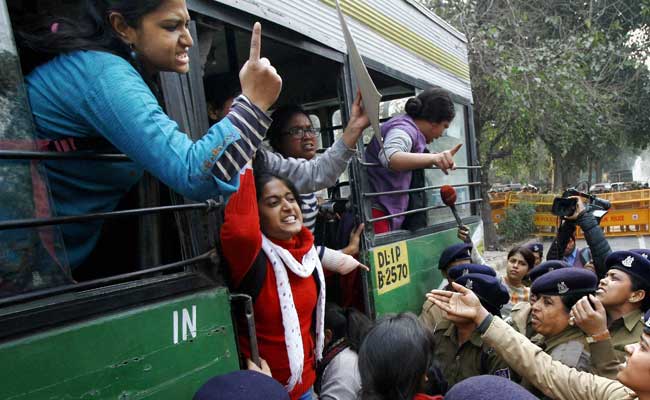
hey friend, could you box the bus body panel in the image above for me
[204,0,473,101]
[368,222,482,316]
[0,288,238,400]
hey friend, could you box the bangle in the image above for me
[476,313,494,335]
[586,330,611,343]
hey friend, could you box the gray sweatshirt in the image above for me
[258,139,356,194]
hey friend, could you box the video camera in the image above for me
[551,188,611,219]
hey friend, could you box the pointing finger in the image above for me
[449,143,463,156]
[249,22,261,62]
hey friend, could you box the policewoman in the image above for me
[508,260,570,338]
[528,268,598,373]
[431,273,511,387]
[419,242,473,329]
[571,250,650,366]
[427,285,650,400]
[420,263,495,332]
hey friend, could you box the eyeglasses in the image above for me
[283,127,321,139]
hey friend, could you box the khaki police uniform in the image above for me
[432,323,511,387]
[506,301,535,338]
[533,327,591,372]
[585,309,645,379]
[420,299,451,332]
[482,316,636,400]
[609,309,645,361]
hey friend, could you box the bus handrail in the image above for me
[366,199,483,223]
[0,250,216,308]
[363,182,481,197]
[0,150,131,162]
[357,160,481,170]
[0,200,221,231]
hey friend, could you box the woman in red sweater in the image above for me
[221,167,364,400]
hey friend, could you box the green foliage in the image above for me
[498,202,537,243]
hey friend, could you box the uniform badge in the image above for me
[622,256,634,268]
[641,253,649,259]
[462,268,470,276]
[557,281,569,294]
[645,318,650,329]
[494,368,511,380]
[465,279,474,290]
[548,267,555,272]
[534,245,539,252]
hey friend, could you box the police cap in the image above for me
[531,267,598,297]
[525,242,544,256]
[448,263,496,281]
[446,375,537,400]
[606,250,650,288]
[194,370,289,400]
[527,260,570,283]
[438,243,472,271]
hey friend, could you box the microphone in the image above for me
[440,185,463,228]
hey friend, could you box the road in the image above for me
[483,235,649,274]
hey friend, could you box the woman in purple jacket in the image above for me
[364,88,462,233]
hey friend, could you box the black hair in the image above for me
[404,87,455,123]
[324,303,372,352]
[253,171,302,209]
[631,279,650,312]
[507,246,536,273]
[266,105,311,153]
[359,313,434,400]
[16,0,163,74]
[204,73,240,109]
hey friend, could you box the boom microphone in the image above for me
[441,185,463,227]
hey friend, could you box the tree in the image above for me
[425,0,650,247]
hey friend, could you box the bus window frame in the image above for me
[0,4,355,340]
[341,57,481,249]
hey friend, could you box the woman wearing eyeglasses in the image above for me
[266,104,327,232]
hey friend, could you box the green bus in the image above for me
[0,0,481,398]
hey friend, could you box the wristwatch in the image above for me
[586,330,611,343]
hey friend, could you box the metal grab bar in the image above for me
[0,250,216,307]
[0,150,131,162]
[366,199,483,223]
[357,160,481,169]
[363,182,481,198]
[0,200,221,231]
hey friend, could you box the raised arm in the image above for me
[258,93,369,194]
[428,284,633,400]
[220,169,262,287]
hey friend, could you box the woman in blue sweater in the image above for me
[18,0,281,269]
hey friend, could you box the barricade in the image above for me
[489,190,650,238]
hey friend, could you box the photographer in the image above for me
[546,196,611,279]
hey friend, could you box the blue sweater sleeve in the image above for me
[79,56,269,200]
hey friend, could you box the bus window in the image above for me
[425,103,471,225]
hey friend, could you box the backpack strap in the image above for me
[235,249,322,304]
[235,251,268,303]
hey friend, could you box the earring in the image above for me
[128,43,137,61]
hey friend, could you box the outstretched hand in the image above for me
[430,143,462,175]
[239,22,282,111]
[426,282,488,325]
